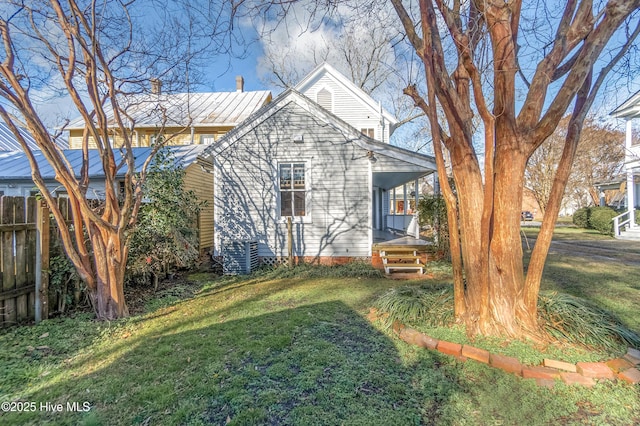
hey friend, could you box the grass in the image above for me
[521,225,615,241]
[0,248,639,424]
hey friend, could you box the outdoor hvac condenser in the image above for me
[222,240,259,275]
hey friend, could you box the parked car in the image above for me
[521,211,534,221]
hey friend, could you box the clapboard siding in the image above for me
[69,126,234,149]
[215,101,371,258]
[300,74,388,142]
[184,162,214,252]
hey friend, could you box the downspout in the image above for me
[368,157,373,256]
[190,126,195,144]
[379,101,386,143]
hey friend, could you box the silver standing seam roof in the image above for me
[0,144,209,182]
[66,90,272,130]
[0,122,40,151]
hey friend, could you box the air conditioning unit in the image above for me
[222,240,258,275]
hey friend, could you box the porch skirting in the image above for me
[259,256,370,267]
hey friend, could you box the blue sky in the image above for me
[29,2,640,136]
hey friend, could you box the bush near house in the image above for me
[572,206,618,235]
[126,147,202,288]
[418,194,449,255]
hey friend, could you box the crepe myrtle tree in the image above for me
[0,0,230,320]
[390,0,640,338]
[242,0,640,338]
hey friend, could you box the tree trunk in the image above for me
[487,138,529,334]
[449,152,485,334]
[88,224,129,320]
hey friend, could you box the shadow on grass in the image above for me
[5,277,637,425]
[4,301,454,425]
[524,250,640,334]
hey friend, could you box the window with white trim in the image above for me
[279,162,306,217]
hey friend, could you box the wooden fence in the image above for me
[0,196,50,327]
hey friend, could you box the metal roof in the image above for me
[0,122,39,151]
[66,90,272,130]
[204,88,436,171]
[0,144,208,181]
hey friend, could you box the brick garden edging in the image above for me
[367,308,640,387]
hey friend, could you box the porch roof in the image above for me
[363,140,436,189]
[611,90,640,119]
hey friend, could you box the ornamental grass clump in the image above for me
[538,291,640,351]
[374,285,454,328]
[374,286,639,353]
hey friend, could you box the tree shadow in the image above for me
[6,300,457,425]
[213,101,374,264]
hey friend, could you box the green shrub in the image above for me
[126,146,202,287]
[417,195,449,255]
[572,207,590,228]
[589,206,617,235]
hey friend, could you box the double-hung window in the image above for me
[279,163,306,217]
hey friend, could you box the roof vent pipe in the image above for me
[236,75,244,92]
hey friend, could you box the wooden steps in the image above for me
[380,248,424,274]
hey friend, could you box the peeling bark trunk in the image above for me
[89,225,129,320]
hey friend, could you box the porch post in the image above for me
[414,178,420,239]
[627,120,636,228]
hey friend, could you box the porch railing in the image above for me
[385,214,420,239]
[612,210,636,237]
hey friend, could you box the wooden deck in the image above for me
[372,231,433,251]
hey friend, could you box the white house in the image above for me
[610,91,640,239]
[295,63,399,143]
[203,65,436,270]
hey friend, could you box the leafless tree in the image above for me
[254,3,428,149]
[0,0,232,320]
[526,116,625,213]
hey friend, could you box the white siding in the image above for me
[301,75,390,143]
[214,102,372,258]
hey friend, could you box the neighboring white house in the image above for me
[610,91,640,239]
[294,63,399,143]
[203,65,436,268]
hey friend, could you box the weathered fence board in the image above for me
[0,196,41,327]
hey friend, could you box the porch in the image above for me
[371,231,434,274]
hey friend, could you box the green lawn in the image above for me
[521,225,614,241]
[1,257,639,425]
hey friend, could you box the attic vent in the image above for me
[317,88,332,112]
